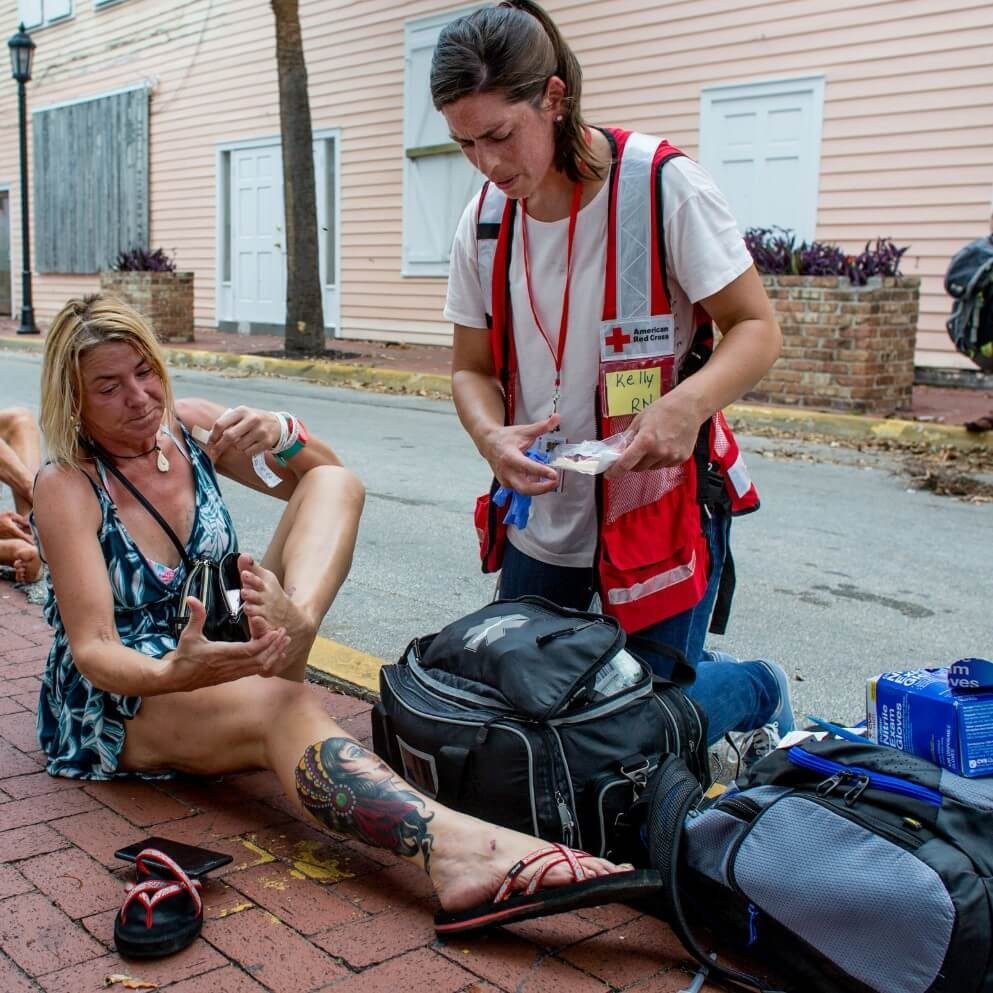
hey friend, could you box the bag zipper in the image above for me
[548,725,581,849]
[787,747,943,807]
[652,694,682,756]
[805,794,924,851]
[555,790,575,847]
[549,678,653,725]
[715,793,761,822]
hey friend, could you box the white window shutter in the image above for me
[405,33,449,150]
[402,7,485,275]
[18,0,43,29]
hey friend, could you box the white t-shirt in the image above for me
[444,155,752,568]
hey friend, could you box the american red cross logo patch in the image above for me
[599,316,675,362]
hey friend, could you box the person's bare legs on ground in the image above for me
[0,407,41,516]
[120,676,623,913]
[0,408,42,581]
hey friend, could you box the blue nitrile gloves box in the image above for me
[867,668,993,778]
[948,657,993,693]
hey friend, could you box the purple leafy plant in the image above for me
[744,227,908,285]
[845,238,910,286]
[112,247,177,273]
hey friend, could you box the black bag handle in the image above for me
[646,757,785,993]
[81,437,192,570]
[625,635,695,688]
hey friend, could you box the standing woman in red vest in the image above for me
[432,0,795,762]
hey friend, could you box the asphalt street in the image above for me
[2,349,989,724]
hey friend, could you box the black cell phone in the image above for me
[114,836,233,878]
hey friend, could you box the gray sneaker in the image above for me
[708,721,784,784]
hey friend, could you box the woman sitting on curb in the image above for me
[31,294,660,942]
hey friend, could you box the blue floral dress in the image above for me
[36,426,239,780]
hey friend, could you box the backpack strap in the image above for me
[646,757,785,993]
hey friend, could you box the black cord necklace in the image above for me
[85,432,171,472]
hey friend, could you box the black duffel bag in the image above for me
[372,596,709,860]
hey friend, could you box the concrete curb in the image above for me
[4,335,990,451]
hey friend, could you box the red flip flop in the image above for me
[114,849,204,958]
[433,843,662,936]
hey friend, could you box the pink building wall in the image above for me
[0,0,989,367]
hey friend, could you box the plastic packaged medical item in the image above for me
[547,432,631,475]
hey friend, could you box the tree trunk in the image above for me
[271,0,324,356]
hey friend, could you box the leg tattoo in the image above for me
[295,738,435,870]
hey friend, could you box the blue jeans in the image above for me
[498,512,784,745]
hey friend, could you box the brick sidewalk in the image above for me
[0,577,722,993]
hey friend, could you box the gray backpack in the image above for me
[639,738,993,993]
[945,235,993,372]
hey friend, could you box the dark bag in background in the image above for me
[638,737,993,993]
[372,596,709,860]
[945,234,993,373]
[86,440,250,643]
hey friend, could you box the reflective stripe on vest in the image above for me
[615,132,662,322]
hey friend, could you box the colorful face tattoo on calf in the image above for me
[295,738,435,869]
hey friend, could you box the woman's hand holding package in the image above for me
[605,392,701,478]
[162,596,292,692]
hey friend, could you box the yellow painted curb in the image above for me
[306,634,383,696]
[161,345,453,398]
[727,403,993,451]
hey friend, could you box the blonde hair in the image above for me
[40,294,175,470]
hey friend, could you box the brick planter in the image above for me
[99,270,194,344]
[747,275,920,415]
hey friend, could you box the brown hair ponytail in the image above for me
[430,1,604,182]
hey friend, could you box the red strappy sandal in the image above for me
[433,843,662,936]
[114,849,204,958]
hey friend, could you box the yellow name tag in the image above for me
[605,366,662,417]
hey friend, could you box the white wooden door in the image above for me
[700,77,825,242]
[231,146,285,325]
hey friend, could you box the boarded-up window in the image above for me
[33,86,149,274]
[402,9,482,278]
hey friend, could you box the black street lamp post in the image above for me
[8,23,37,335]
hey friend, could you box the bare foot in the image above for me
[430,815,631,913]
[238,553,315,670]
[0,539,42,583]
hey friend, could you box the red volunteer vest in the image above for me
[473,128,759,634]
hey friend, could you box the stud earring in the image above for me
[555,115,563,122]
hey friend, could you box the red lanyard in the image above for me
[520,181,583,414]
